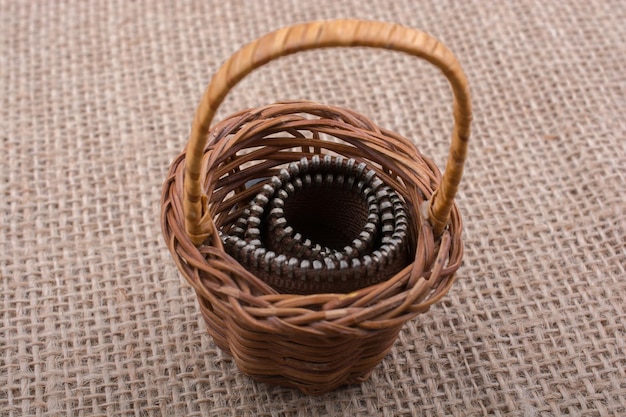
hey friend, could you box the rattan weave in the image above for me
[161,19,471,394]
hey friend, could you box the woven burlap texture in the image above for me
[1,1,624,416]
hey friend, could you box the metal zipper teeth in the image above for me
[224,155,409,282]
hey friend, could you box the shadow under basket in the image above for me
[161,20,471,395]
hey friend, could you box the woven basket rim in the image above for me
[161,100,463,318]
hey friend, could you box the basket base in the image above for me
[200,303,403,395]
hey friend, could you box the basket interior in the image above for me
[222,154,412,294]
[162,100,463,304]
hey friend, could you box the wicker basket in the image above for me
[161,19,471,395]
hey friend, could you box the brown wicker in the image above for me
[161,19,471,395]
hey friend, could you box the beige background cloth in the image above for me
[1,1,624,416]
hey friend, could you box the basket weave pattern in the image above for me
[161,20,471,395]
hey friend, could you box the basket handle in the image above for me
[184,19,472,244]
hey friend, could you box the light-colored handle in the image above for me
[184,19,472,245]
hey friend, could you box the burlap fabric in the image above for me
[1,1,624,415]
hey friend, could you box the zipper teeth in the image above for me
[222,156,410,292]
